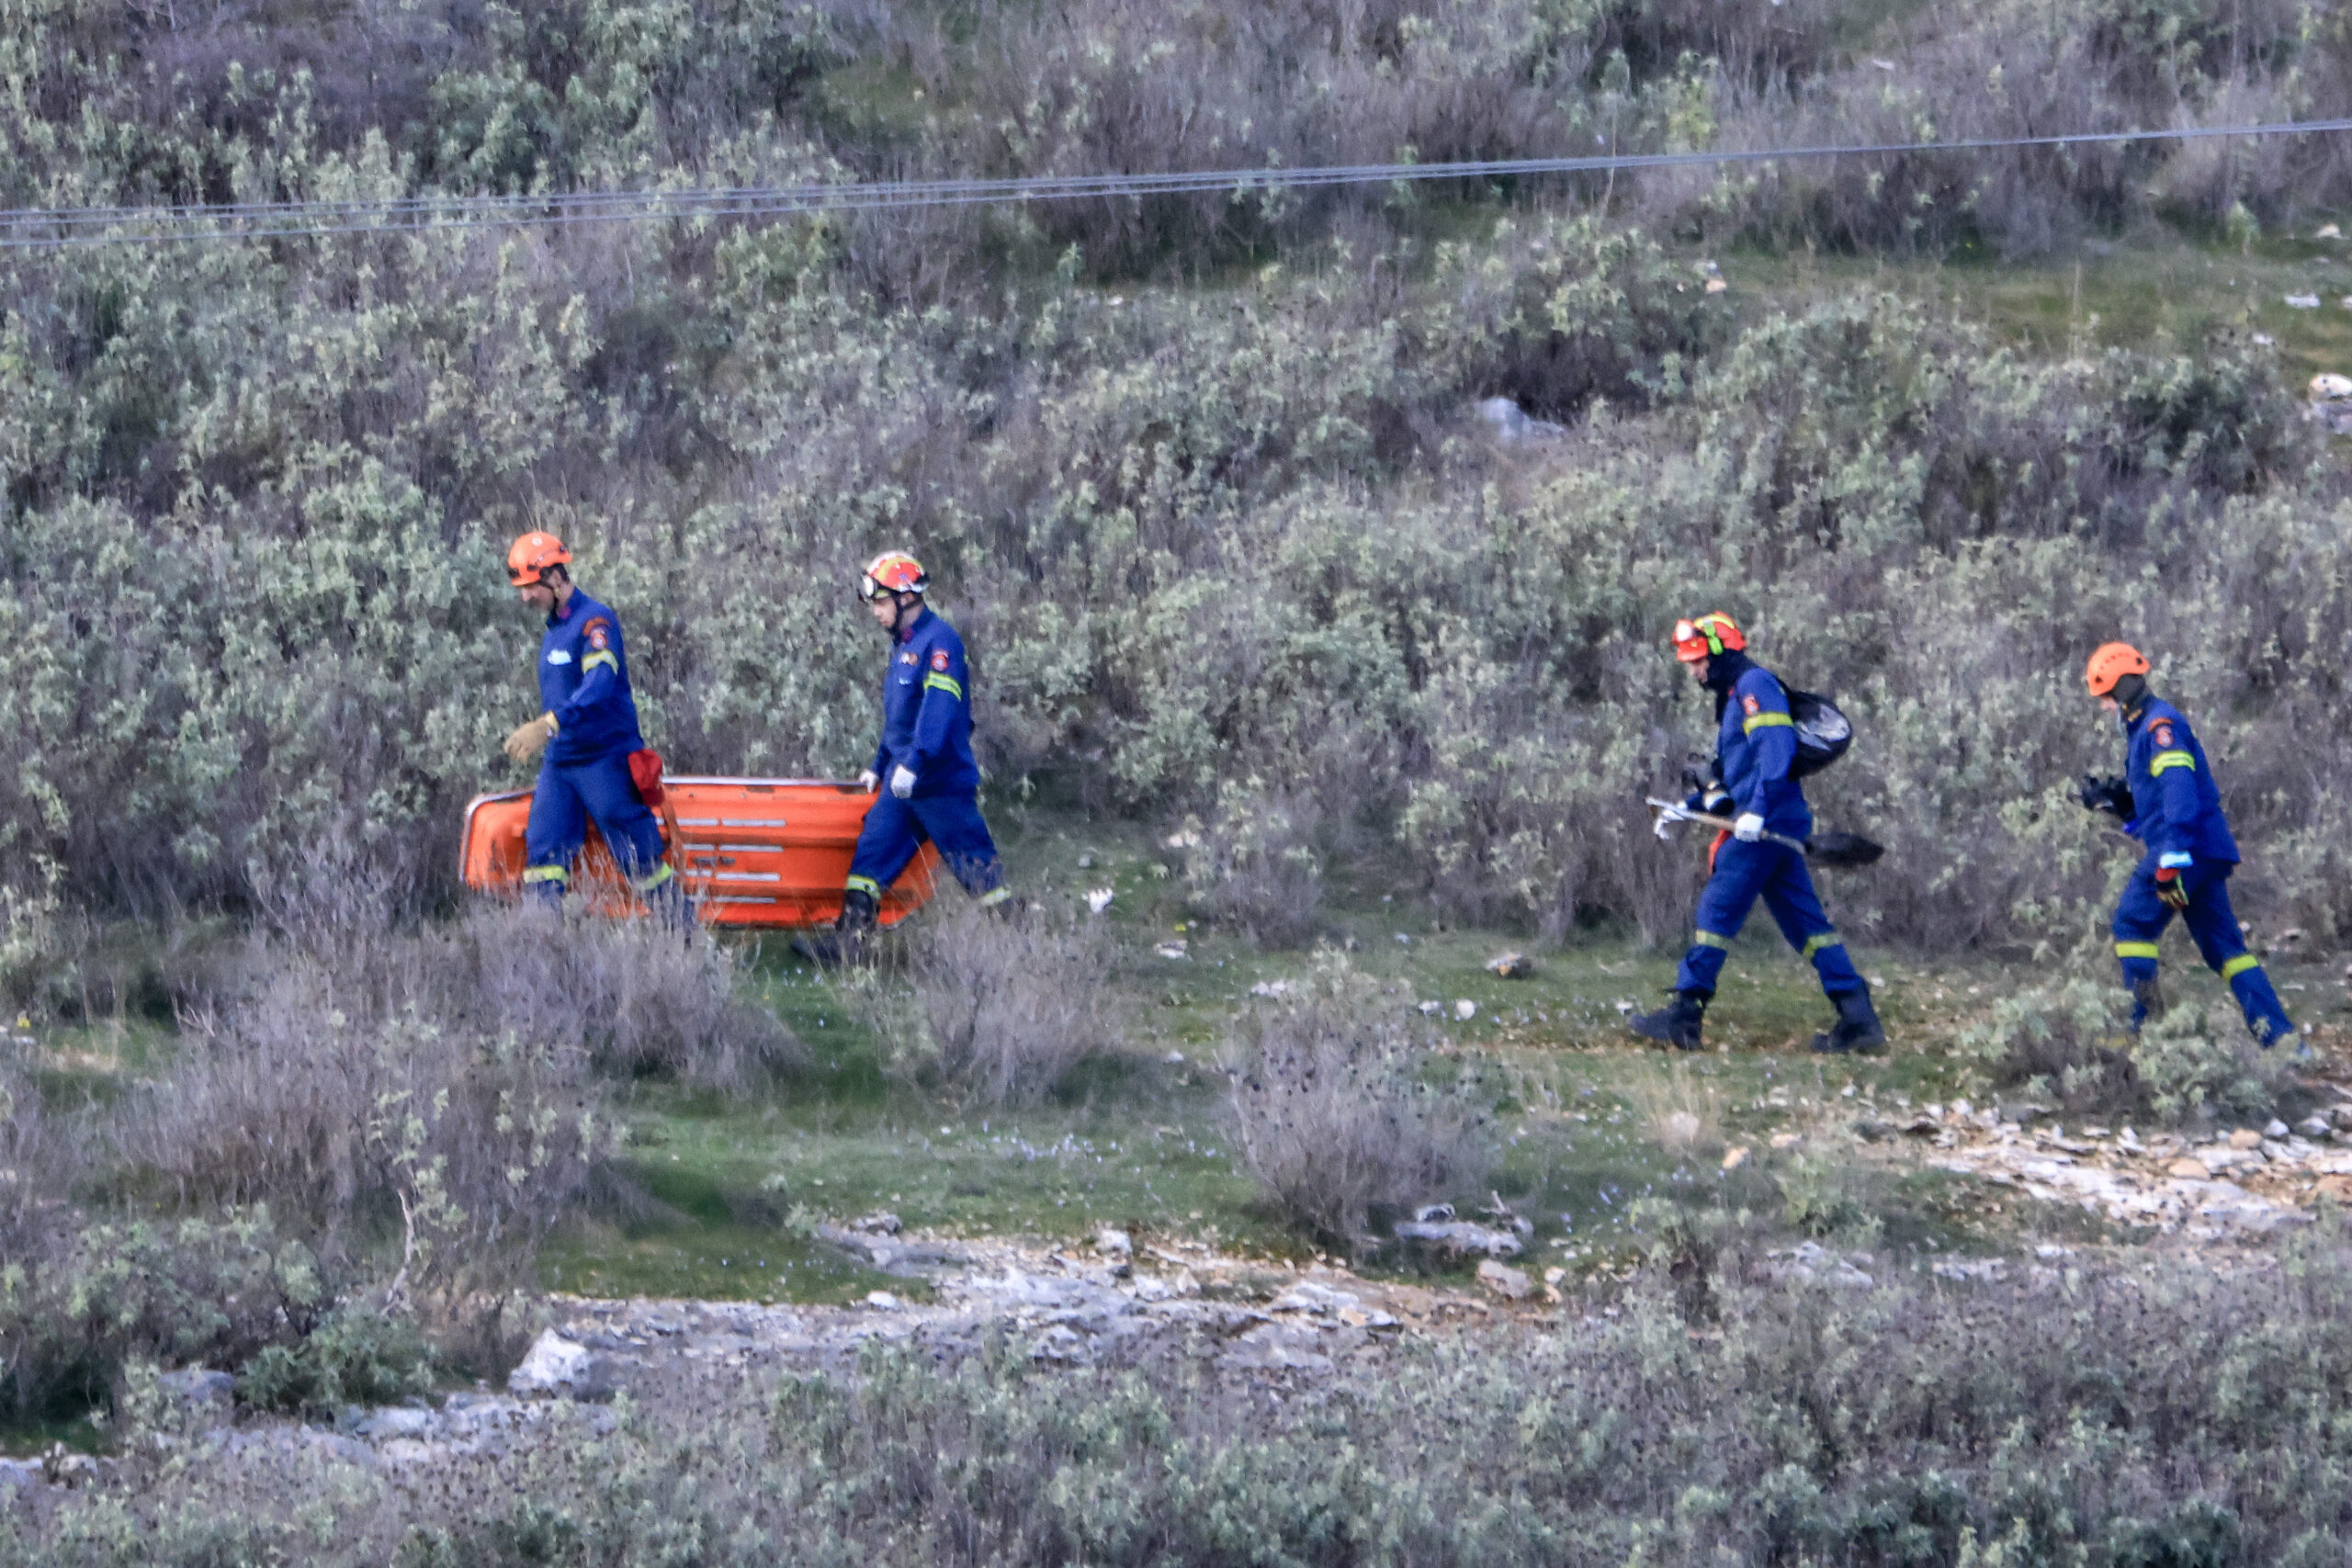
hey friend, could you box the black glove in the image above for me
[2078,773,2135,819]
[1681,762,1732,817]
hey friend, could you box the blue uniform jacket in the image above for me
[869,608,980,797]
[537,591,646,765]
[1714,661,1812,837]
[2120,697,2239,867]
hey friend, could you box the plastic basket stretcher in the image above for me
[458,776,938,929]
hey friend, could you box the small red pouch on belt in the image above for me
[628,749,665,808]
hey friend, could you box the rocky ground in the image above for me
[1861,1088,2352,1238]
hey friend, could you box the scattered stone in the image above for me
[1394,1219,1524,1259]
[1476,1259,1532,1300]
[2287,293,2322,309]
[1413,1203,1455,1224]
[1084,887,1114,914]
[1770,1132,1802,1150]
[2309,373,2352,434]
[1093,1228,1133,1258]
[2265,1119,2291,1140]
[1453,999,1477,1021]
[1249,979,1294,998]
[2320,223,2345,239]
[1722,1146,1750,1170]
[2170,1157,2213,1179]
[2231,1129,2265,1151]
[1485,952,1533,978]
[1155,940,1189,961]
[1475,396,1566,446]
[852,1212,902,1235]
[508,1331,618,1401]
[1419,1000,1442,1015]
[2299,1115,2335,1140]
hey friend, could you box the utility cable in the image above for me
[0,116,2346,251]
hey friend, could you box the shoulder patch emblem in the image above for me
[582,618,611,651]
[932,649,950,671]
[1741,694,1760,716]
[2152,723,2175,748]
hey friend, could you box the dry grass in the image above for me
[1624,1063,1724,1158]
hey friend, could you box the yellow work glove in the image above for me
[503,712,558,764]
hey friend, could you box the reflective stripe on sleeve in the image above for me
[2221,953,2263,981]
[2115,940,2161,959]
[581,650,618,675]
[923,672,965,701]
[1743,711,1794,736]
[632,863,675,893]
[845,875,881,898]
[2148,750,2196,774]
[1693,930,1734,950]
[523,865,570,885]
[1801,933,1841,959]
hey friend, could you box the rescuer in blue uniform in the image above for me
[501,530,681,919]
[2078,642,2295,1046]
[1630,614,1884,1055]
[797,551,1008,964]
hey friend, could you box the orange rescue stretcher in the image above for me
[458,777,939,929]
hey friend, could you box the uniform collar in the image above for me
[546,591,582,629]
[895,604,929,643]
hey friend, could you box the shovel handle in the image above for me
[1645,798,1811,855]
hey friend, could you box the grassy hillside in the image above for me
[5,1,2352,1561]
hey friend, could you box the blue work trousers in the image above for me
[1673,839,1866,998]
[2112,859,2293,1044]
[524,751,675,907]
[845,791,1006,903]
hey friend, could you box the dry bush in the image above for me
[123,954,614,1296]
[1223,964,1494,1250]
[232,872,803,1090]
[856,892,1119,1108]
[1181,779,1328,949]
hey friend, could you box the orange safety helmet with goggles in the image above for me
[858,550,929,601]
[1672,613,1747,662]
[2084,641,2152,697]
[507,530,572,588]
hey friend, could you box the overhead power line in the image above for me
[2,117,2347,252]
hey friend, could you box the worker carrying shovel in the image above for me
[1631,614,1886,1055]
[2078,643,2296,1047]
[500,531,683,922]
[797,551,1010,964]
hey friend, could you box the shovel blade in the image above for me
[1804,832,1884,868]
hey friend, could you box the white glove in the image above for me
[856,769,879,793]
[1733,812,1765,843]
[889,764,918,799]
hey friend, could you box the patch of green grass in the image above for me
[1732,222,2352,389]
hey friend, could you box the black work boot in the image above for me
[1810,987,1887,1055]
[1630,990,1710,1052]
[793,888,879,967]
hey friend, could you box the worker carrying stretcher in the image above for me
[797,551,1009,964]
[2078,643,2297,1048]
[1632,614,1886,1055]
[500,530,684,923]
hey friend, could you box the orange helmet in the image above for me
[2085,641,2151,696]
[858,550,928,601]
[1672,613,1746,662]
[506,530,571,587]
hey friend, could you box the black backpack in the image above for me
[1784,684,1853,779]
